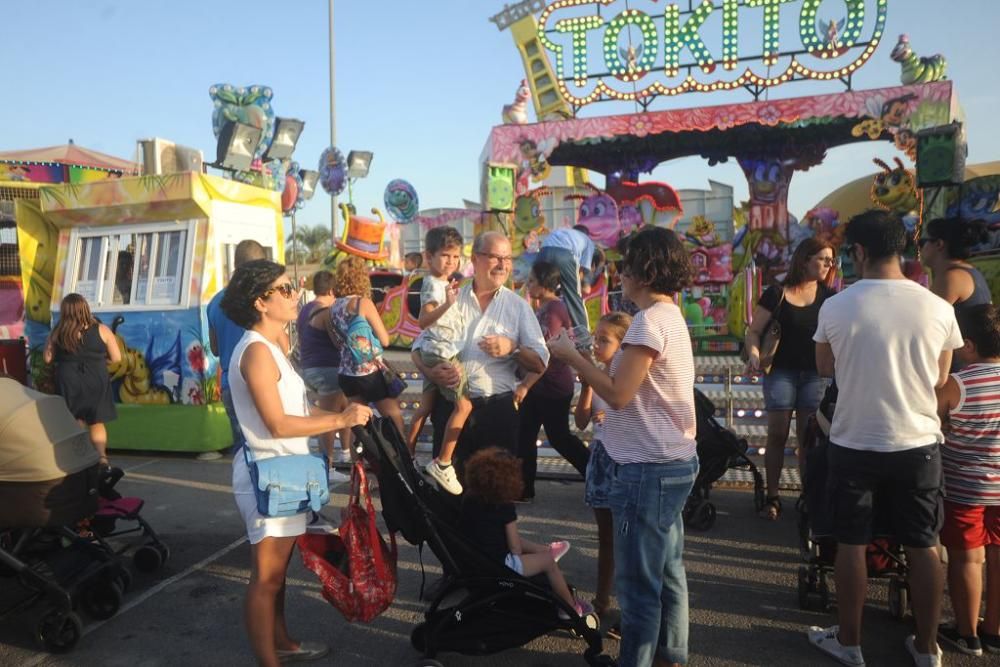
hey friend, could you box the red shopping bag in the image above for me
[297,463,397,622]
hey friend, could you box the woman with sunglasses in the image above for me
[745,238,837,520]
[221,259,372,666]
[921,216,992,313]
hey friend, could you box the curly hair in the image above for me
[620,226,693,295]
[783,238,836,288]
[530,260,561,294]
[333,256,372,299]
[220,259,286,329]
[463,448,524,505]
[51,293,98,355]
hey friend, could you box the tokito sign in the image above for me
[537,0,888,106]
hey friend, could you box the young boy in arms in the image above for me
[936,303,1000,656]
[407,226,470,495]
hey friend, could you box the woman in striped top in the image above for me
[550,227,697,667]
[936,304,1000,655]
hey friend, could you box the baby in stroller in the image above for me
[459,447,590,618]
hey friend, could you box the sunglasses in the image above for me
[259,282,297,300]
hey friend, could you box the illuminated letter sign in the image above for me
[537,0,888,106]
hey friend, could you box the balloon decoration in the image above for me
[383,179,419,223]
[208,84,275,161]
[319,147,347,196]
[281,161,305,214]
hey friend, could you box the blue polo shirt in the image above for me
[207,288,246,391]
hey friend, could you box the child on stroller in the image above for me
[458,447,588,618]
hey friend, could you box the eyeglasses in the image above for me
[475,252,513,265]
[259,282,297,300]
[812,256,835,265]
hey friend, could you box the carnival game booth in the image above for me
[26,172,283,453]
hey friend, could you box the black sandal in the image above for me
[760,496,782,520]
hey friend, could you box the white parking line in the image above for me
[22,535,248,667]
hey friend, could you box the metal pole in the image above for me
[290,212,299,283]
[328,0,338,244]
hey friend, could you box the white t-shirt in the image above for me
[603,301,697,464]
[813,279,963,452]
[591,392,608,443]
[413,274,466,359]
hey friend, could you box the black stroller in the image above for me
[683,389,766,530]
[796,384,910,616]
[0,378,130,653]
[351,418,616,667]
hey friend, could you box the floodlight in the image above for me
[263,117,306,161]
[215,121,263,172]
[299,169,320,200]
[346,150,374,179]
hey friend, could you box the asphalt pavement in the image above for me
[0,452,986,667]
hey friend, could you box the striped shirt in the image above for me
[944,362,1000,505]
[603,301,697,464]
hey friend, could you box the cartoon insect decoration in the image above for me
[851,93,919,159]
[502,80,531,125]
[512,187,551,284]
[871,157,920,214]
[891,34,947,85]
[517,138,555,191]
[565,184,621,249]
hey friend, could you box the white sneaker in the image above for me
[807,626,865,666]
[328,468,350,485]
[425,459,463,495]
[334,448,352,464]
[306,512,338,534]
[904,635,943,667]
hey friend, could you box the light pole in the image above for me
[328,0,338,244]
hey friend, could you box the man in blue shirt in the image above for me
[537,224,595,347]
[207,239,267,455]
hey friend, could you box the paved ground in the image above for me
[0,453,986,667]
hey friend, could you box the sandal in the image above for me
[760,496,782,520]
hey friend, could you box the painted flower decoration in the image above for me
[627,114,655,138]
[187,343,208,374]
[758,105,782,125]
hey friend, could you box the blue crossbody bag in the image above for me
[243,446,330,517]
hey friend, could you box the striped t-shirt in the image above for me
[603,300,696,464]
[944,362,1000,506]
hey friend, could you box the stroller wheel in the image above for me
[80,579,123,620]
[35,609,82,653]
[687,502,716,531]
[115,567,133,593]
[888,577,909,620]
[133,544,163,573]
[410,623,430,654]
[156,543,170,565]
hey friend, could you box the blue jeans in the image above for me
[221,387,246,454]
[537,246,590,344]
[609,456,699,666]
[762,367,827,412]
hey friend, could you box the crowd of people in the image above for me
[42,211,999,667]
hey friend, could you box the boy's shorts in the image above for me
[940,501,1000,550]
[504,552,524,575]
[419,350,467,404]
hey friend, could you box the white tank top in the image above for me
[228,330,310,460]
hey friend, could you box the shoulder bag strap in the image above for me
[324,303,349,348]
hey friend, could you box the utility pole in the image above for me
[329,0,338,244]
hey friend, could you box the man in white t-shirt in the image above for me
[807,210,963,667]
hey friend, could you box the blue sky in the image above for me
[5,0,999,235]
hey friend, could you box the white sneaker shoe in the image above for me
[328,468,350,485]
[306,512,338,534]
[807,626,865,666]
[904,635,943,667]
[334,448,352,464]
[425,459,463,495]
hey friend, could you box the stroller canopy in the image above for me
[0,378,98,482]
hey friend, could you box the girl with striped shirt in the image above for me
[936,304,1000,655]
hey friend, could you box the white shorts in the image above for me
[232,454,307,545]
[504,552,524,575]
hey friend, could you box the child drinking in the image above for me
[574,311,631,627]
[459,447,591,619]
[407,226,470,495]
[936,303,1000,656]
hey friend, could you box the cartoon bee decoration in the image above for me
[851,93,918,141]
[871,157,919,214]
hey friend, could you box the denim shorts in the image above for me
[584,440,613,509]
[301,366,341,396]
[762,367,827,412]
[504,552,524,575]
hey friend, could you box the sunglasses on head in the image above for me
[260,282,297,300]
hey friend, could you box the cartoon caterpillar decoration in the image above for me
[891,34,947,85]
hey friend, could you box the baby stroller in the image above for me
[350,418,617,667]
[683,389,765,530]
[0,378,130,653]
[89,467,170,574]
[796,384,910,616]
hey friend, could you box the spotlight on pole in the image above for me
[346,150,374,179]
[299,169,320,201]
[214,121,263,172]
[263,117,306,161]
